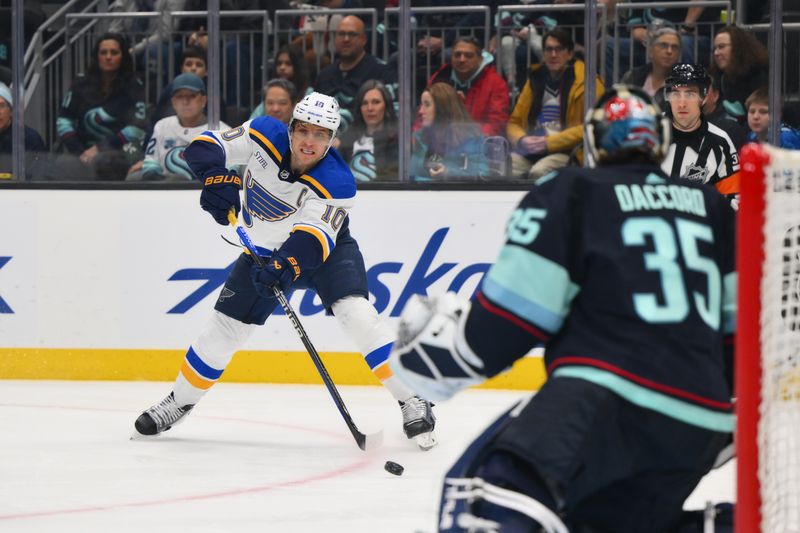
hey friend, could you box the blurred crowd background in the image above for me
[0,0,797,184]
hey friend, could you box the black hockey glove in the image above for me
[200,170,242,225]
[250,252,301,299]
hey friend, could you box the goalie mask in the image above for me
[585,84,671,166]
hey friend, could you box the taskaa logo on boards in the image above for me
[166,228,491,317]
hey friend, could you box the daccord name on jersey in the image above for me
[614,183,707,216]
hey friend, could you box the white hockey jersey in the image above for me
[184,116,357,270]
[143,115,230,180]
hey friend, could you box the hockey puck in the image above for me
[384,460,404,476]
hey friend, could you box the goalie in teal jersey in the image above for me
[390,86,736,531]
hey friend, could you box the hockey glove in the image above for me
[389,293,485,403]
[250,252,301,299]
[200,170,242,225]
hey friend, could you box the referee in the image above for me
[660,63,741,202]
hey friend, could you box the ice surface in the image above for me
[0,381,734,532]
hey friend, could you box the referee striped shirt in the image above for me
[661,118,741,195]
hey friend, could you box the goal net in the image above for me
[737,143,800,533]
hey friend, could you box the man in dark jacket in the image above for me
[311,15,397,133]
[427,36,510,137]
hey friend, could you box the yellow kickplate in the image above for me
[0,348,546,391]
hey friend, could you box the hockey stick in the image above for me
[227,211,383,451]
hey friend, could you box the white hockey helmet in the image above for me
[291,92,341,135]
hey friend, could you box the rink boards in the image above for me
[0,189,545,390]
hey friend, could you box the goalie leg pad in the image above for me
[438,405,567,533]
[441,462,567,533]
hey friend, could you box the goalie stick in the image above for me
[227,211,383,451]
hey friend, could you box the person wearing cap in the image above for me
[132,92,438,450]
[132,73,229,181]
[0,82,46,180]
[141,46,209,150]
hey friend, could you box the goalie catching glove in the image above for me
[389,293,486,402]
[250,251,301,298]
[200,170,242,225]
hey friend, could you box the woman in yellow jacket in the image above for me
[507,28,604,180]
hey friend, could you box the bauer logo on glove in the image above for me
[204,174,242,187]
[200,169,242,225]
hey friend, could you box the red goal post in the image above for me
[736,142,800,533]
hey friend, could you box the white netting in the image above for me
[759,145,800,532]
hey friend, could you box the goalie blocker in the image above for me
[389,86,736,532]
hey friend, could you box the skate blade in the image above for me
[130,430,162,441]
[414,432,437,451]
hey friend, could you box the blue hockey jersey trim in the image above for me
[291,223,335,261]
[301,149,357,200]
[722,272,737,335]
[185,133,226,178]
[192,131,222,148]
[279,230,324,272]
[249,116,289,161]
[482,244,579,334]
[249,127,283,165]
[551,366,735,433]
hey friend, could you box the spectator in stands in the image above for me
[411,83,487,181]
[744,88,800,149]
[703,71,748,149]
[311,15,397,133]
[132,74,230,181]
[507,28,604,180]
[711,25,769,122]
[100,0,184,110]
[179,0,290,107]
[248,79,299,124]
[271,44,311,97]
[103,0,186,75]
[411,0,501,95]
[335,79,399,182]
[606,4,716,86]
[426,36,509,137]
[496,18,545,93]
[56,33,146,181]
[143,46,208,146]
[620,26,681,111]
[0,82,46,180]
[249,45,310,119]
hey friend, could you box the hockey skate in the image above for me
[132,392,194,438]
[400,396,437,451]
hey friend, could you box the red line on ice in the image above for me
[0,403,377,521]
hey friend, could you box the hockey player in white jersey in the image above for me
[138,73,229,181]
[132,92,437,449]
